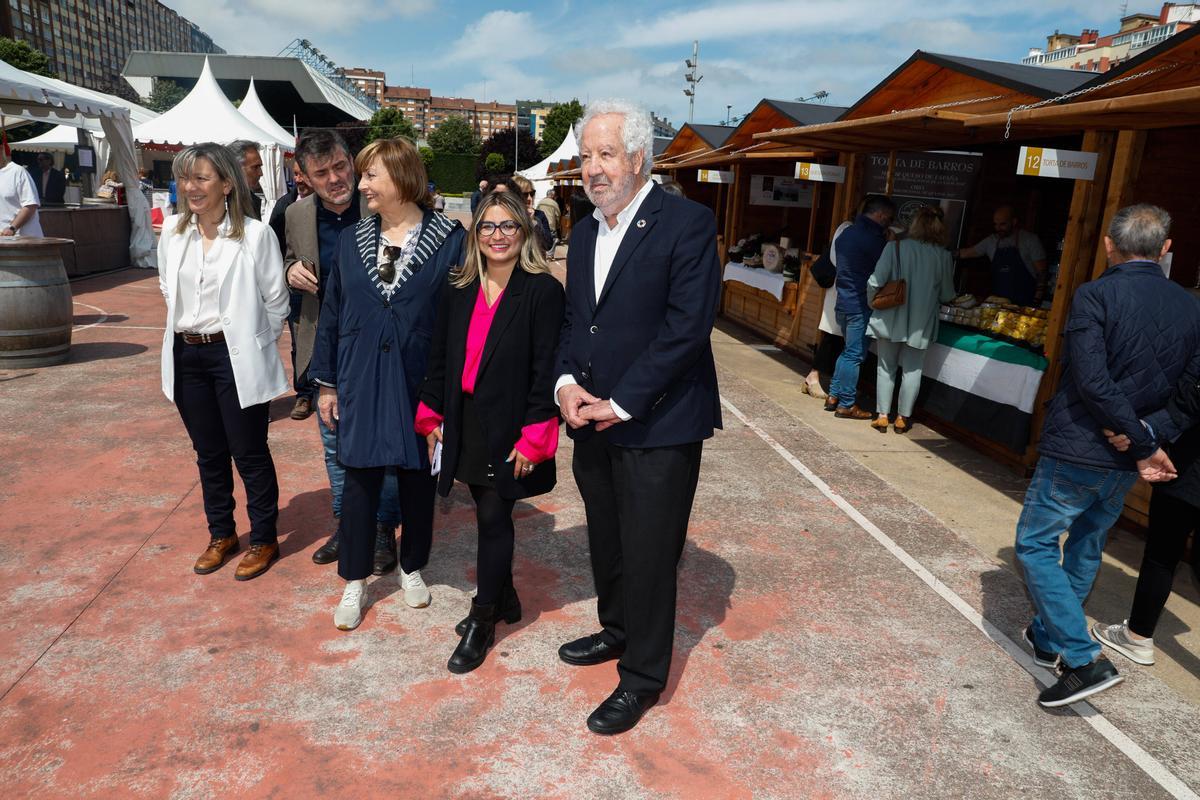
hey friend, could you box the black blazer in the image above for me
[555,183,722,448]
[420,267,565,500]
[35,167,66,205]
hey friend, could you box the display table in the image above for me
[38,206,132,276]
[722,261,787,300]
[917,323,1048,454]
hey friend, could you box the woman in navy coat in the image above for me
[309,137,465,631]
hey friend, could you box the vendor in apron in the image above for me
[958,205,1048,307]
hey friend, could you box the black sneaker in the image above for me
[1023,625,1060,668]
[1037,656,1123,708]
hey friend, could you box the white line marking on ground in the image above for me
[76,325,166,331]
[71,302,109,331]
[720,395,1198,800]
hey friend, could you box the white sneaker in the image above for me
[399,568,431,608]
[334,581,366,630]
[1093,620,1155,665]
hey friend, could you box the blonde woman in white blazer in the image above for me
[157,142,290,582]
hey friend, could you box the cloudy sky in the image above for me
[165,0,1130,124]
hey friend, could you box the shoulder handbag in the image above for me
[871,240,907,311]
[809,246,836,288]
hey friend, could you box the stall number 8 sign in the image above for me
[1018,146,1098,181]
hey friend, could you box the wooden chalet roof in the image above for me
[841,51,1093,120]
[753,108,1000,153]
[967,83,1200,135]
[1075,24,1200,99]
[657,123,737,161]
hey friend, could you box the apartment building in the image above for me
[340,67,386,107]
[381,85,432,133]
[473,100,517,139]
[0,0,223,95]
[1022,2,1199,72]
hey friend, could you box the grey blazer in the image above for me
[283,193,372,378]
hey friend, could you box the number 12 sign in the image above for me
[1018,146,1098,181]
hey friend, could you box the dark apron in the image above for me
[990,233,1037,306]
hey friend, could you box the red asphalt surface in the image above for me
[1,269,1198,799]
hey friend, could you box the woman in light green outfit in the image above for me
[866,206,957,433]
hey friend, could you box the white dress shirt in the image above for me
[173,219,228,334]
[555,178,655,421]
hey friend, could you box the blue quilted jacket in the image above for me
[1038,260,1200,469]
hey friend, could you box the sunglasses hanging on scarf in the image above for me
[377,244,403,284]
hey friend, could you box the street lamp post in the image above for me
[725,105,732,125]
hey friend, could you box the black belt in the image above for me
[180,331,225,345]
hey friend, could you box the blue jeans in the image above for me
[1015,456,1136,668]
[318,413,401,527]
[829,311,869,409]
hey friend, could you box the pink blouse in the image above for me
[415,285,559,463]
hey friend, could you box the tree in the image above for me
[145,79,188,114]
[365,108,416,144]
[484,152,506,175]
[476,127,541,178]
[418,146,434,169]
[539,99,583,157]
[427,115,479,155]
[0,37,54,77]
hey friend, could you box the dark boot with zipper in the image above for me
[372,523,397,575]
[457,576,521,636]
[448,601,497,674]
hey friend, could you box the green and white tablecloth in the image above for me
[919,323,1049,453]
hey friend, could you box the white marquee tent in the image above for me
[0,58,153,268]
[133,58,292,214]
[12,97,158,179]
[238,78,293,148]
[517,126,578,202]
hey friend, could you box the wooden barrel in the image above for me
[0,237,75,369]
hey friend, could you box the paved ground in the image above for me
[0,269,1197,799]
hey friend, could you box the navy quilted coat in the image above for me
[1038,260,1200,469]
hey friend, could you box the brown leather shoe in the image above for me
[235,543,279,581]
[823,397,839,412]
[194,535,239,574]
[893,416,911,434]
[870,416,890,433]
[290,396,314,420]
[834,405,874,420]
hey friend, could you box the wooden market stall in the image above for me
[754,37,1200,525]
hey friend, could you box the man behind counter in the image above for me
[957,205,1048,307]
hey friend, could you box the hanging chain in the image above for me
[1004,63,1177,138]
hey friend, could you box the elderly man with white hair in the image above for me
[554,98,722,734]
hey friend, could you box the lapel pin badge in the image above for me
[636,219,646,228]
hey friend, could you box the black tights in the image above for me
[1128,489,1199,638]
[469,484,516,605]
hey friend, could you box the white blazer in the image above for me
[158,214,291,409]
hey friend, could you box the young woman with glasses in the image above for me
[415,189,565,673]
[308,137,466,631]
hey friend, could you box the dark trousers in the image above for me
[287,317,314,399]
[468,484,516,605]
[572,435,703,694]
[339,464,436,580]
[1129,489,1199,638]
[173,337,279,545]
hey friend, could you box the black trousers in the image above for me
[572,435,703,694]
[1128,489,1199,637]
[468,484,516,605]
[339,464,436,580]
[173,337,279,545]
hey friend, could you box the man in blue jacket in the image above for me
[1017,203,1200,708]
[828,195,895,418]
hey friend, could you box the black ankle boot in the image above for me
[372,523,397,575]
[311,525,341,565]
[448,601,497,674]
[456,578,521,636]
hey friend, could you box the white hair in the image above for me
[576,98,654,178]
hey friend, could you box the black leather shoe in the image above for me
[447,601,496,674]
[457,577,521,636]
[311,527,340,565]
[559,633,624,666]
[372,523,397,576]
[586,688,660,735]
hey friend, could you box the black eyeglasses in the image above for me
[476,220,521,237]
[378,244,403,283]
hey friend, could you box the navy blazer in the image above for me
[309,210,465,469]
[556,183,722,448]
[420,268,565,500]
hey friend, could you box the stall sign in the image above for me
[865,151,981,200]
[793,162,845,183]
[1017,147,1097,181]
[697,169,734,184]
[749,175,814,208]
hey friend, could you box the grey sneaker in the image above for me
[399,568,431,608]
[1092,620,1155,666]
[334,581,366,631]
